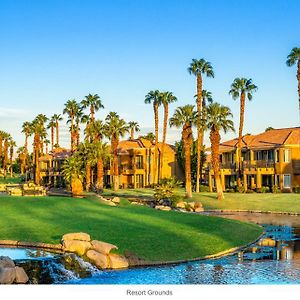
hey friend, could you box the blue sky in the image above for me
[0,0,299,149]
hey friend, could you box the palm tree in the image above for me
[128,121,140,140]
[51,114,63,147]
[206,102,235,200]
[44,139,50,154]
[201,89,213,107]
[81,94,104,123]
[145,90,161,183]
[170,105,197,198]
[286,47,300,115]
[105,112,129,191]
[84,119,105,142]
[8,139,16,177]
[160,91,177,178]
[188,58,214,193]
[30,116,47,185]
[17,146,26,175]
[63,99,80,151]
[139,132,155,142]
[21,122,31,153]
[47,118,56,151]
[62,154,85,196]
[0,130,7,165]
[229,78,257,186]
[2,132,11,177]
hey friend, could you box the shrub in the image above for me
[272,185,281,193]
[293,186,300,193]
[199,185,210,192]
[153,177,181,204]
[237,186,245,193]
[246,189,255,193]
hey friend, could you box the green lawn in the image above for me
[104,188,300,214]
[0,195,262,262]
[0,175,22,184]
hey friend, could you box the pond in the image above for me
[1,212,300,284]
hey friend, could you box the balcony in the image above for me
[220,162,236,169]
[243,160,275,169]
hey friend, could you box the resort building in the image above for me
[38,138,183,188]
[208,127,300,192]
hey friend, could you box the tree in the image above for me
[81,93,104,123]
[104,112,129,191]
[138,132,155,143]
[286,47,300,115]
[170,105,197,198]
[44,139,50,154]
[160,91,177,178]
[63,99,80,151]
[51,114,63,147]
[188,58,214,193]
[8,139,16,177]
[206,102,235,200]
[21,122,31,153]
[2,132,11,177]
[62,154,85,196]
[0,130,8,167]
[145,90,162,183]
[229,78,257,186]
[47,118,56,151]
[265,126,274,132]
[128,121,140,140]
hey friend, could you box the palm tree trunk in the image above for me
[51,127,54,150]
[96,158,104,191]
[154,103,159,184]
[182,123,193,198]
[3,140,8,178]
[71,115,74,151]
[112,135,119,191]
[25,132,28,153]
[10,154,13,177]
[0,137,2,158]
[34,134,41,185]
[56,121,59,147]
[91,105,95,123]
[237,91,246,187]
[210,128,224,200]
[160,103,168,179]
[297,60,300,115]
[86,163,91,191]
[196,74,203,193]
[130,128,134,140]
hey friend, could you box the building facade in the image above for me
[208,127,300,192]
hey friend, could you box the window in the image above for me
[136,156,143,169]
[254,151,262,160]
[283,174,291,188]
[275,150,280,163]
[283,149,290,163]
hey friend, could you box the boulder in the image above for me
[194,201,203,209]
[189,202,195,210]
[0,267,16,284]
[155,205,171,211]
[86,250,109,269]
[108,254,129,269]
[62,232,91,242]
[107,201,117,206]
[0,256,15,268]
[176,202,186,209]
[91,240,118,255]
[14,266,29,283]
[195,207,204,213]
[63,240,91,256]
[111,197,120,204]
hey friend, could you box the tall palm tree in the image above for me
[128,121,140,140]
[0,130,7,165]
[2,132,11,177]
[229,78,257,186]
[84,119,105,142]
[160,91,177,178]
[30,117,47,185]
[188,58,214,193]
[8,139,16,177]
[145,90,161,184]
[44,139,50,154]
[81,94,104,123]
[63,99,80,151]
[139,132,155,142]
[105,112,129,191]
[170,105,197,198]
[21,122,31,153]
[51,114,63,147]
[47,118,56,151]
[17,146,26,175]
[206,102,235,200]
[286,47,300,115]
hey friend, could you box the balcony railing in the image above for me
[220,162,236,169]
[243,160,275,168]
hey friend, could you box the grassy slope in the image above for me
[103,188,300,213]
[0,176,22,184]
[0,195,262,261]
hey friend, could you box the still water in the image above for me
[1,212,300,284]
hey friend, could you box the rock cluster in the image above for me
[61,232,129,270]
[96,195,120,206]
[0,256,29,284]
[155,205,172,211]
[176,201,204,213]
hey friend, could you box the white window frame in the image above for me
[283,174,291,188]
[283,149,290,163]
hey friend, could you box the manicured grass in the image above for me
[0,195,262,262]
[104,188,300,214]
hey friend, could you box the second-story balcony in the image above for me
[243,160,275,169]
[220,162,236,169]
